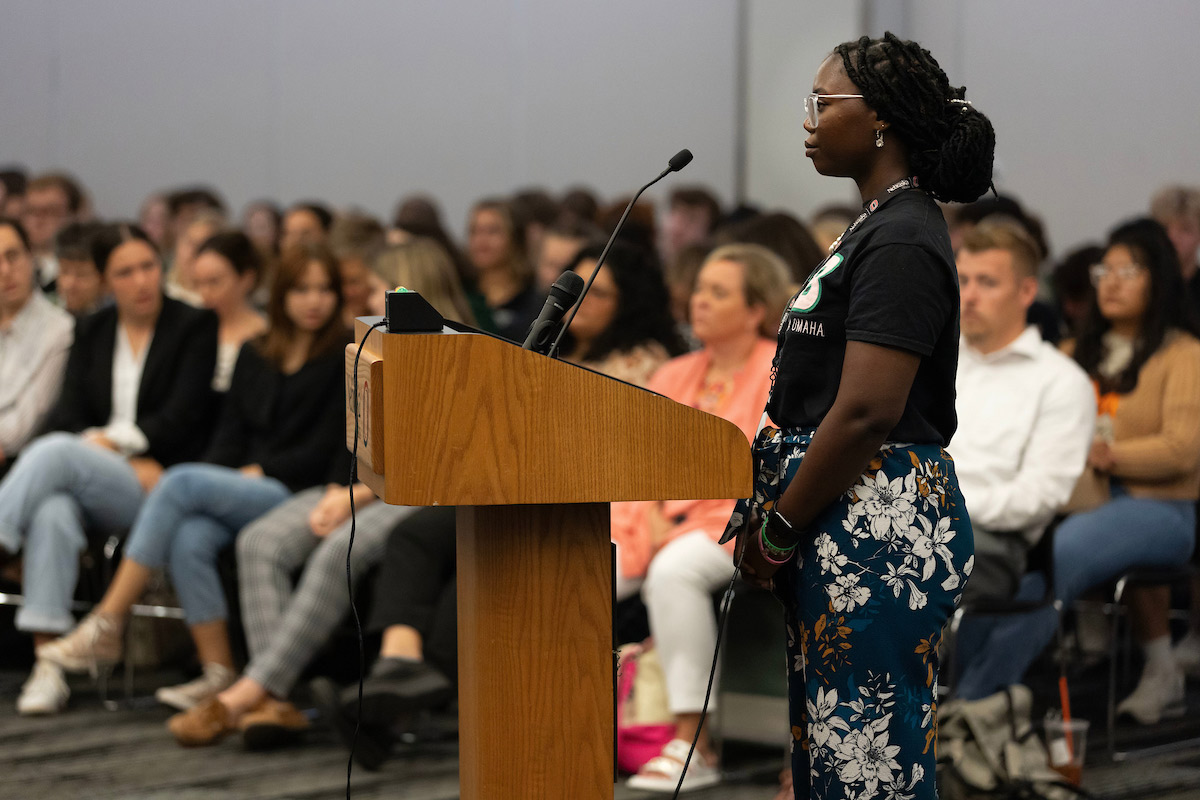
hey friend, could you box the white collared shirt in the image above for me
[0,291,74,454]
[86,324,153,456]
[948,326,1096,543]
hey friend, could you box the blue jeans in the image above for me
[956,487,1196,700]
[123,463,291,626]
[0,433,145,633]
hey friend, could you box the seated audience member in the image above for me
[614,244,790,792]
[279,201,333,252]
[660,186,721,267]
[53,222,109,315]
[164,187,226,258]
[138,193,170,250]
[714,211,822,286]
[366,238,477,325]
[510,187,560,264]
[0,223,218,715]
[599,196,658,257]
[241,200,282,259]
[0,167,27,217]
[192,232,268,392]
[0,218,74,475]
[1149,185,1200,319]
[533,218,598,294]
[557,241,687,383]
[167,209,223,306]
[950,221,1094,603]
[393,195,492,330]
[808,203,858,253]
[956,219,1200,726]
[328,212,386,326]
[559,186,600,226]
[466,197,541,341]
[1052,244,1104,340]
[40,243,350,714]
[162,239,477,748]
[21,172,87,290]
[316,242,687,767]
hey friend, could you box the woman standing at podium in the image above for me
[725,34,993,800]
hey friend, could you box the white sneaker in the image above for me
[1117,660,1186,725]
[155,663,236,711]
[1174,633,1200,678]
[626,738,721,793]
[17,660,70,716]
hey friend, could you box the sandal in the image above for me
[626,738,720,793]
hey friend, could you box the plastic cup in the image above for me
[1044,717,1089,785]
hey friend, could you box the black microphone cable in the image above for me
[669,536,748,799]
[346,318,388,799]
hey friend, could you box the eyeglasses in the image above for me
[804,93,864,128]
[1089,262,1145,285]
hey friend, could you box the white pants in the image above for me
[641,531,735,715]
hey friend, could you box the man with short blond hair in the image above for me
[950,218,1095,602]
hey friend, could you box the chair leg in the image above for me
[942,607,966,701]
[1107,577,1128,761]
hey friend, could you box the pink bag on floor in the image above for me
[616,641,675,774]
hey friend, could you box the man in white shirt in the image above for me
[950,219,1095,602]
[0,218,74,476]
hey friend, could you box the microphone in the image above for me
[547,149,692,358]
[522,270,586,353]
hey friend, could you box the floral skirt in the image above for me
[724,427,974,800]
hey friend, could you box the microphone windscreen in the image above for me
[668,149,693,172]
[550,270,586,304]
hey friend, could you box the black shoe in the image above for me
[341,658,455,729]
[310,677,392,771]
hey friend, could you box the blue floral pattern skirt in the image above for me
[724,427,974,800]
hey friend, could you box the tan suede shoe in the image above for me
[168,696,240,747]
[240,698,311,751]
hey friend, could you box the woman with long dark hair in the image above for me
[724,33,992,799]
[957,219,1200,724]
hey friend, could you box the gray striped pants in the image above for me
[236,486,415,697]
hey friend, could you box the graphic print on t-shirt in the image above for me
[791,253,845,314]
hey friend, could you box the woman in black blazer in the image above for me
[0,223,218,715]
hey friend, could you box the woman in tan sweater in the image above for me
[957,218,1200,723]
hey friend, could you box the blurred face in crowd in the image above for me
[957,247,1038,355]
[22,185,73,252]
[536,232,586,293]
[281,208,325,252]
[244,205,279,254]
[173,218,220,285]
[0,223,36,318]
[57,256,105,315]
[568,259,618,344]
[689,258,763,347]
[1164,215,1200,272]
[106,239,163,324]
[286,260,339,333]
[467,207,511,273]
[663,203,712,261]
[193,250,256,319]
[1093,244,1151,330]
[338,256,374,321]
[139,195,170,249]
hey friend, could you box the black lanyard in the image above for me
[825,176,919,255]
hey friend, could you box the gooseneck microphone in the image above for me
[522,270,586,353]
[547,148,693,359]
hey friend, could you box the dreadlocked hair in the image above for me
[834,32,995,203]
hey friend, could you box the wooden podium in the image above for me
[345,318,751,799]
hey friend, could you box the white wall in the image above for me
[0,0,741,235]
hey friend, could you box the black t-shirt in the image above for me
[766,190,959,445]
